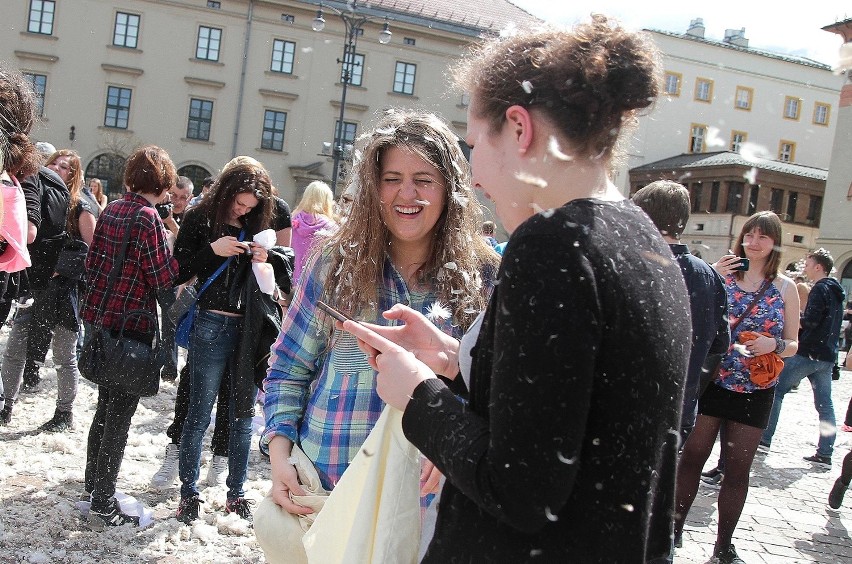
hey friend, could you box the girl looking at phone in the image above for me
[341,17,693,561]
[172,160,289,524]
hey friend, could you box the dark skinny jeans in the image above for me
[166,362,231,457]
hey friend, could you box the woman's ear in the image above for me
[504,105,534,154]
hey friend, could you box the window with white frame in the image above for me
[783,96,801,120]
[187,98,213,140]
[22,73,47,117]
[393,62,416,95]
[28,0,55,35]
[778,140,795,162]
[342,52,364,86]
[196,26,222,61]
[730,131,747,153]
[689,124,706,153]
[270,39,295,74]
[261,110,287,151]
[734,86,752,110]
[104,86,132,129]
[813,103,830,126]
[113,12,140,48]
[694,78,713,102]
[664,72,681,96]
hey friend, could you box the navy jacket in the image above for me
[798,277,846,362]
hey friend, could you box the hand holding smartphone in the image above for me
[316,300,356,323]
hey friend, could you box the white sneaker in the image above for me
[205,455,228,487]
[150,443,180,489]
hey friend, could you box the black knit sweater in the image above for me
[404,199,691,563]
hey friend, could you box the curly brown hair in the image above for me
[319,110,499,330]
[454,15,660,162]
[0,67,39,177]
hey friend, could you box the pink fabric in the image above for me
[0,175,31,273]
[291,211,336,284]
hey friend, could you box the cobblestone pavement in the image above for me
[676,354,852,564]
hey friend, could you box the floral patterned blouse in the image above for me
[715,275,786,393]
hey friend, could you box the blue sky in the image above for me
[510,0,849,67]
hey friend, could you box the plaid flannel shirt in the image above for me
[262,251,459,490]
[81,192,178,334]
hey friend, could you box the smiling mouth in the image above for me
[393,205,423,215]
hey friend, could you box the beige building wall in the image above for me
[618,29,844,191]
[3,0,520,206]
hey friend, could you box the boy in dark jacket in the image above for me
[761,248,846,464]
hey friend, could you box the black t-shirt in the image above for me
[273,197,292,231]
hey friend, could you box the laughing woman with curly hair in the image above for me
[256,109,499,561]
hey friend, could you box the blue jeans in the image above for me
[178,310,252,500]
[761,354,836,457]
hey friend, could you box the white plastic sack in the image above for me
[252,228,277,294]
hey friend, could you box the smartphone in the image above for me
[733,257,750,272]
[316,300,356,323]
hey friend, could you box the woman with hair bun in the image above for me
[342,16,691,561]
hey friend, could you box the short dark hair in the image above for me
[807,248,834,275]
[482,221,495,235]
[631,180,690,239]
[123,145,176,196]
[201,176,215,188]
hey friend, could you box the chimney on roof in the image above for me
[724,27,749,48]
[686,18,705,38]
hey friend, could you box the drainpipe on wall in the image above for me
[231,0,254,159]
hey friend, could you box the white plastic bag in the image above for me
[252,228,277,294]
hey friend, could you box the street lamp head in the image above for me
[379,20,392,44]
[312,9,326,32]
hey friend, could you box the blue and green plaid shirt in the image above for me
[262,251,458,490]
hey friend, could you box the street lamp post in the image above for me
[313,2,391,194]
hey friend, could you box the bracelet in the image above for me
[774,337,786,354]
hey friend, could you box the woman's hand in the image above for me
[743,334,776,356]
[249,243,268,263]
[342,319,437,411]
[210,236,251,257]
[268,436,313,514]
[713,254,742,277]
[347,304,460,377]
[420,458,443,497]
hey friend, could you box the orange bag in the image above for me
[738,331,784,387]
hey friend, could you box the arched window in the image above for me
[85,153,126,200]
[177,165,212,196]
[842,259,852,281]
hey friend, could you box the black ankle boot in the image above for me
[21,363,41,392]
[0,404,12,425]
[39,409,73,433]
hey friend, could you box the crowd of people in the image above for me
[0,14,850,564]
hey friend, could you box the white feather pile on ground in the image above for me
[0,324,272,563]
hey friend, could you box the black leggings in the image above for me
[85,385,140,510]
[166,362,231,456]
[675,414,764,553]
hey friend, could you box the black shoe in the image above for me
[829,477,848,509]
[39,409,73,433]
[177,495,202,524]
[0,405,11,425]
[701,467,724,487]
[225,497,255,521]
[714,544,745,564]
[88,498,140,530]
[804,453,831,466]
[21,364,41,393]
